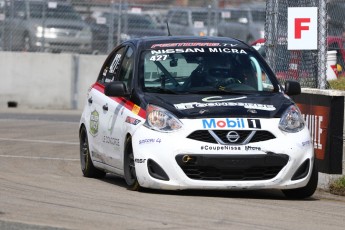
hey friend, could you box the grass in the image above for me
[329,176,345,196]
[328,76,345,90]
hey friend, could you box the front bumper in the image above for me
[132,118,314,190]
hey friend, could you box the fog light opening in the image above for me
[291,159,310,181]
[147,159,169,181]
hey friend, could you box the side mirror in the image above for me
[104,81,129,97]
[284,80,301,96]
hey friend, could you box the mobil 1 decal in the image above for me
[202,118,261,129]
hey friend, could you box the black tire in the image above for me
[282,161,318,199]
[79,126,106,178]
[123,137,141,191]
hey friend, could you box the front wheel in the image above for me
[282,161,318,199]
[79,126,106,178]
[123,137,141,191]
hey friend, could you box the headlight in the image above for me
[36,26,57,38]
[144,104,183,132]
[279,105,305,133]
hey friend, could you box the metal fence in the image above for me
[265,0,345,89]
[1,0,344,89]
[0,0,266,54]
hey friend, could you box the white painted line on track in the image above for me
[0,154,79,161]
[0,137,78,145]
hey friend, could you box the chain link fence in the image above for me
[1,0,343,89]
[265,0,345,89]
[0,0,266,54]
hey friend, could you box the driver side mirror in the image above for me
[104,81,129,97]
[284,80,301,96]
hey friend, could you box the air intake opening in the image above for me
[147,159,169,181]
[291,159,310,181]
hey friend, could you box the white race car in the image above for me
[79,36,318,199]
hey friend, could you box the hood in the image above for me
[142,92,294,119]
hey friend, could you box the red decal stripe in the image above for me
[91,83,146,119]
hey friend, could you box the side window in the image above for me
[5,1,26,18]
[118,47,134,90]
[99,46,127,84]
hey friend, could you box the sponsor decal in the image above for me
[151,48,205,54]
[109,54,122,74]
[150,48,247,55]
[245,146,262,151]
[149,54,168,61]
[102,136,120,146]
[108,100,126,134]
[174,101,276,111]
[151,43,221,48]
[302,140,310,147]
[202,118,261,129]
[125,116,141,125]
[202,96,247,102]
[90,110,99,136]
[297,103,329,160]
[134,158,147,163]
[150,42,240,48]
[139,138,162,145]
[201,145,241,151]
[208,48,247,54]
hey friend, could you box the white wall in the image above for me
[0,52,106,110]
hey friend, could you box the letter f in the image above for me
[295,18,310,39]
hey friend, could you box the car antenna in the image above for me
[166,22,172,36]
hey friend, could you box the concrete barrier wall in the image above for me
[0,52,106,110]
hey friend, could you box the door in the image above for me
[88,46,127,167]
[102,46,135,170]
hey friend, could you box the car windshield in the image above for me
[141,45,277,94]
[29,3,81,20]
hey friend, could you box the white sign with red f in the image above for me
[288,7,318,50]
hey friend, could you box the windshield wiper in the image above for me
[144,87,179,94]
[188,90,255,95]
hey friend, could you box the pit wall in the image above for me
[0,52,106,110]
[0,52,344,181]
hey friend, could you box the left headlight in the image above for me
[144,104,183,132]
[279,105,305,133]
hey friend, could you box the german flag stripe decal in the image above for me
[92,82,146,119]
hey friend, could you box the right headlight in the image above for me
[279,105,305,133]
[144,104,183,132]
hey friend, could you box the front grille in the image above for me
[213,130,251,144]
[187,130,218,144]
[187,130,276,144]
[176,154,289,181]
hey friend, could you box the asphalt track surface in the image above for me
[1,109,345,230]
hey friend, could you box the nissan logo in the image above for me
[226,131,240,143]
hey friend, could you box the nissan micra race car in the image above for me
[79,36,318,199]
